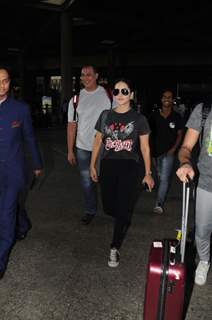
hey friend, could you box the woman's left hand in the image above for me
[142,174,154,192]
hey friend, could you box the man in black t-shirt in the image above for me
[149,90,184,213]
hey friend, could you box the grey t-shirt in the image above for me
[186,103,212,192]
[67,86,112,151]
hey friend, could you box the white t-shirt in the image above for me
[68,86,112,151]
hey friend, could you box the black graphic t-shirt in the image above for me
[95,109,150,161]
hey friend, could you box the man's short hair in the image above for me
[81,65,98,74]
[161,89,175,97]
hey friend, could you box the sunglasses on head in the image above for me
[112,88,130,96]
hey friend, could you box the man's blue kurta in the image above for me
[0,97,42,272]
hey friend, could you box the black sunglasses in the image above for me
[112,88,130,96]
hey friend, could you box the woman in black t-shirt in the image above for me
[90,78,154,268]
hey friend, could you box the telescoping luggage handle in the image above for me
[180,180,191,263]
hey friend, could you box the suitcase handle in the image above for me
[180,180,191,263]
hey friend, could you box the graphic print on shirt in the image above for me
[206,124,212,157]
[169,121,176,129]
[104,121,134,152]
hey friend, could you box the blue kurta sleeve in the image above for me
[22,104,43,170]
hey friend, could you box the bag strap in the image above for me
[200,103,211,145]
[72,94,79,121]
[157,239,169,320]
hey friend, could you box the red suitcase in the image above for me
[143,182,190,320]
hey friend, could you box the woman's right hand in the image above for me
[142,174,154,192]
[90,166,98,182]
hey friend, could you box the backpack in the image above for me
[72,87,113,121]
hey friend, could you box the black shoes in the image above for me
[16,232,28,241]
[81,214,95,225]
[16,224,32,241]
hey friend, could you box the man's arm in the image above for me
[139,134,154,191]
[176,128,200,182]
[67,121,77,165]
[22,104,43,173]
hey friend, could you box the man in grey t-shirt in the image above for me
[67,65,112,225]
[176,102,212,286]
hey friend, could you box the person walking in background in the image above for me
[67,65,112,225]
[176,100,212,286]
[90,77,154,267]
[0,66,42,279]
[149,90,183,214]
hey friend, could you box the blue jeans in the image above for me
[76,148,97,215]
[154,153,174,206]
